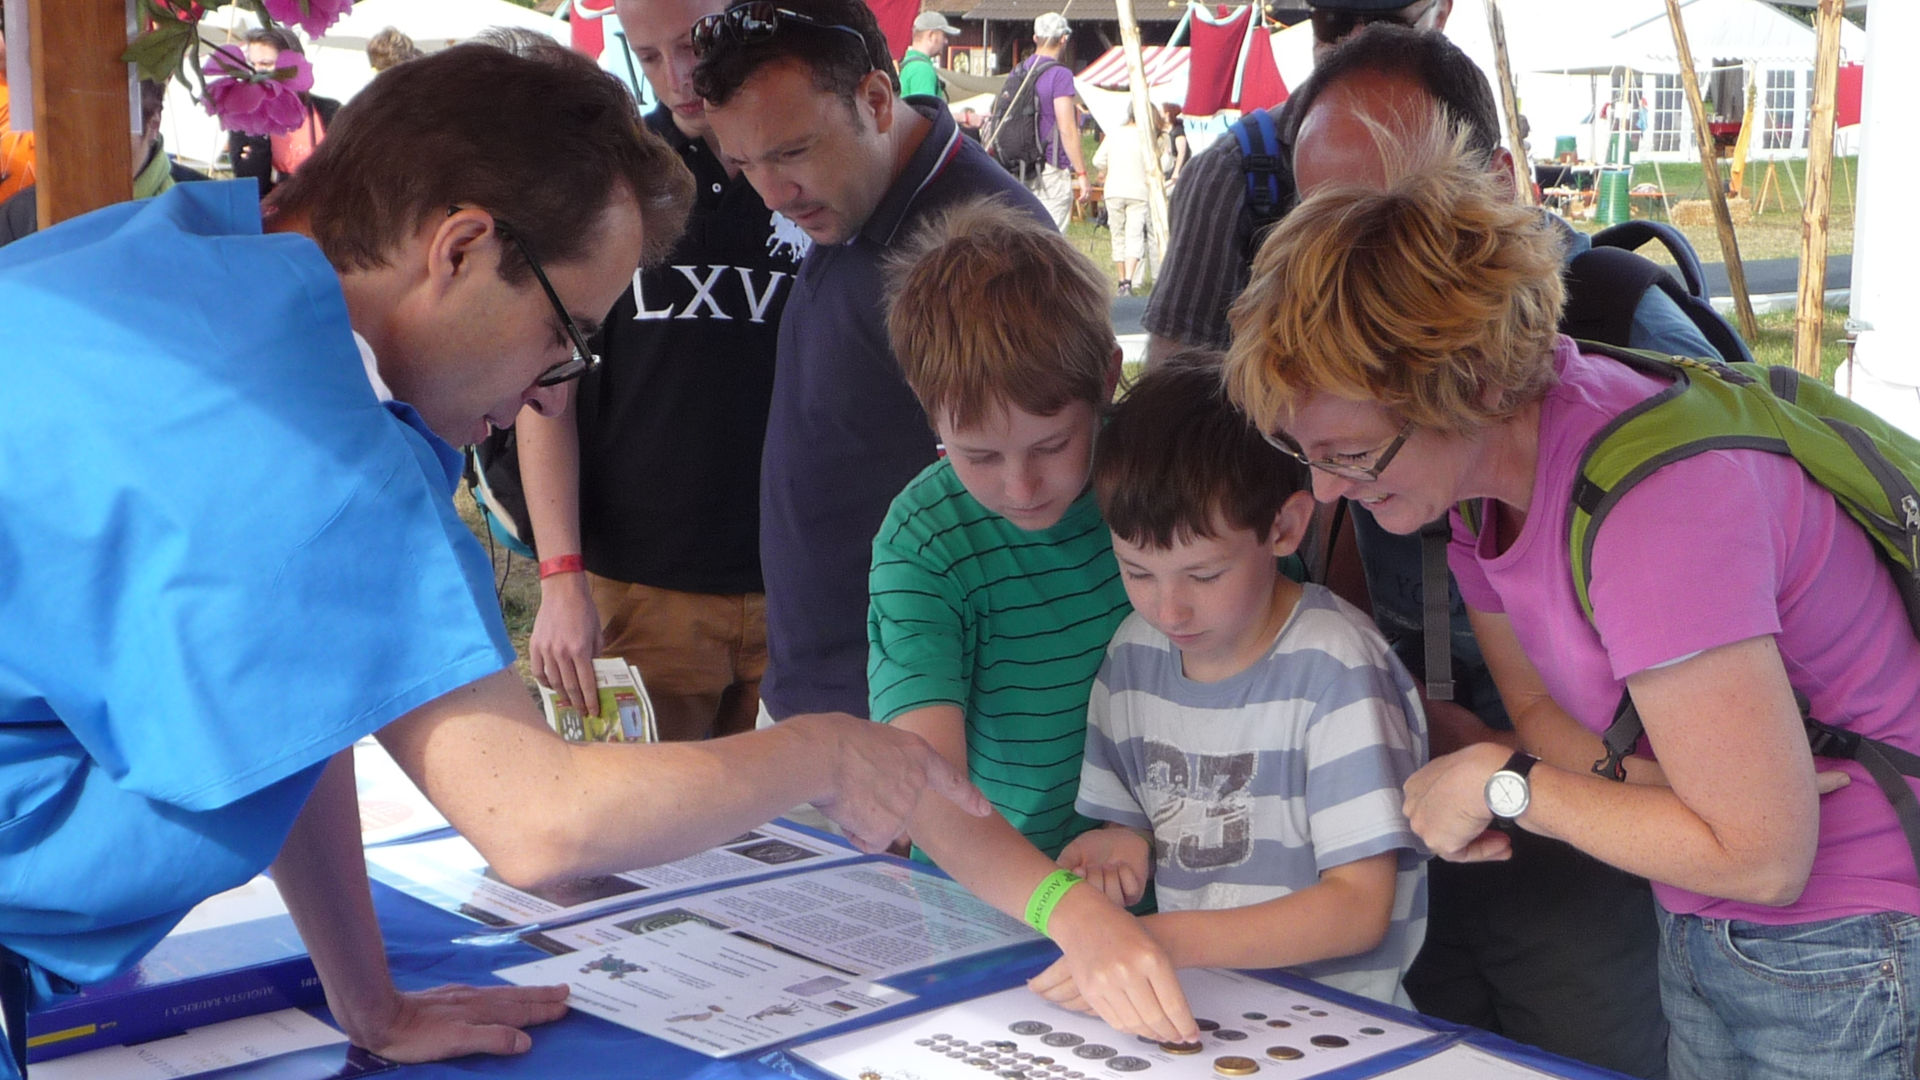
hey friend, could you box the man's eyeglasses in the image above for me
[495,222,601,388]
[690,2,873,64]
[1309,0,1439,44]
[1262,418,1414,482]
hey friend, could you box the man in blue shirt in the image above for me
[0,37,984,1076]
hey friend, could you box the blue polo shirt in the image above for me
[757,102,1048,720]
[0,181,513,986]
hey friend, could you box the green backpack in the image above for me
[1462,342,1920,872]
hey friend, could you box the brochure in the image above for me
[540,658,658,743]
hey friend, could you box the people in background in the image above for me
[366,26,425,72]
[900,11,958,101]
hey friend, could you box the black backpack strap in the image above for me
[1231,108,1290,261]
[1595,690,1642,781]
[1562,246,1667,355]
[1804,715,1920,880]
[1591,220,1709,299]
[1419,520,1454,703]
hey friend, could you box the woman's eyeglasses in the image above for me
[1262,418,1414,482]
[690,2,873,62]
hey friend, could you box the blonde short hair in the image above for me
[886,197,1116,429]
[1223,117,1564,437]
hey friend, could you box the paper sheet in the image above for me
[31,1010,385,1080]
[353,737,448,846]
[496,919,913,1057]
[530,860,1039,978]
[794,968,1435,1080]
[365,822,855,927]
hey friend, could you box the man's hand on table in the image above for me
[339,982,571,1062]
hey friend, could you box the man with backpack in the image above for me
[987,13,1088,229]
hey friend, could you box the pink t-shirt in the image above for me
[1451,336,1920,924]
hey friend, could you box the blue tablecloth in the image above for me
[355,868,1634,1080]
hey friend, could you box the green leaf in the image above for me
[122,21,194,83]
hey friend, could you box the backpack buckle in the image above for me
[1805,716,1860,760]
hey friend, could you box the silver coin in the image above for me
[1214,1030,1248,1042]
[1073,1044,1116,1060]
[1107,1056,1152,1072]
[1043,1033,1085,1048]
[1011,1021,1053,1037]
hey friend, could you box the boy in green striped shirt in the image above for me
[869,196,1201,1046]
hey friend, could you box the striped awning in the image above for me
[1075,44,1190,89]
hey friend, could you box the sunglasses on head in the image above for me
[1309,0,1438,44]
[690,2,873,63]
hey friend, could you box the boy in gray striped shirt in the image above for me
[1038,357,1429,1009]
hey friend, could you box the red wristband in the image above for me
[538,554,585,580]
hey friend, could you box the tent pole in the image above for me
[27,0,133,230]
[1483,0,1532,206]
[1114,0,1169,277]
[1793,0,1845,377]
[1663,0,1757,341]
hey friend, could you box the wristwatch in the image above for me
[1483,752,1539,820]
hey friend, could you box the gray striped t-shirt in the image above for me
[1077,583,1429,1007]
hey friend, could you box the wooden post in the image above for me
[1113,0,1170,267]
[1483,0,1532,206]
[1794,0,1844,377]
[28,0,132,230]
[1663,0,1757,341]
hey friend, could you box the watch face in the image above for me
[1487,772,1529,818]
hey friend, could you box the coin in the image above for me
[1212,1055,1260,1076]
[1241,1013,1267,1021]
[1359,1027,1385,1036]
[1215,1030,1248,1042]
[1195,1019,1221,1033]
[967,1058,993,1068]
[1043,1033,1085,1048]
[1265,1046,1303,1062]
[1264,1020,1291,1029]
[1159,1041,1204,1055]
[1308,1011,1328,1018]
[917,1038,935,1046]
[1012,1020,1052,1036]
[1073,1044,1116,1060]
[1309,1035,1349,1049]
[1108,1056,1151,1072]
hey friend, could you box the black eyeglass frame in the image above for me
[690,2,875,66]
[1308,0,1439,44]
[493,222,602,388]
[1263,417,1415,482]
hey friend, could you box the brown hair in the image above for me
[1224,117,1563,437]
[245,26,305,56]
[268,39,693,283]
[885,197,1115,430]
[365,26,424,72]
[1095,352,1309,548]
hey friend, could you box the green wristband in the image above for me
[1024,869,1083,936]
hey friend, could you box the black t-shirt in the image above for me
[572,107,804,594]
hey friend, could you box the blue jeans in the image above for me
[1657,907,1920,1080]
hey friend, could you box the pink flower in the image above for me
[201,44,315,136]
[261,0,354,40]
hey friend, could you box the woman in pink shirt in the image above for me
[1221,126,1920,1080]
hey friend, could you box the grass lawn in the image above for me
[1570,155,1858,266]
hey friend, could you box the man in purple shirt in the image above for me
[1008,12,1089,229]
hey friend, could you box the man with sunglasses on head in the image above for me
[513,0,809,751]
[688,1,1045,741]
[0,38,986,1077]
[1142,0,1448,365]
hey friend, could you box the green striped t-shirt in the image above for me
[868,460,1132,858]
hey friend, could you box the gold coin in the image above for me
[1159,1041,1203,1055]
[1213,1055,1260,1076]
[1265,1046,1303,1061]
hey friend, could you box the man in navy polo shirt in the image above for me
[693,0,1047,730]
[517,0,806,745]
